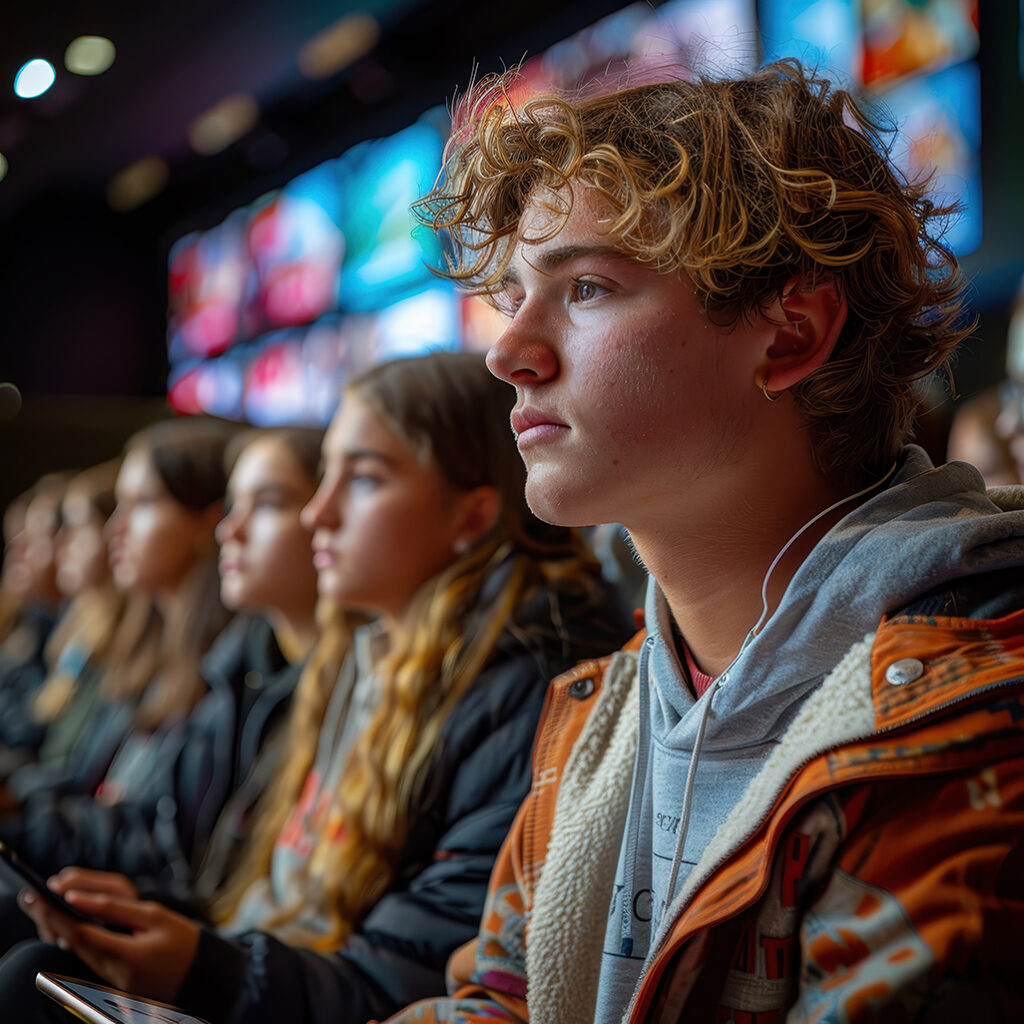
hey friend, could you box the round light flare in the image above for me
[107,155,169,212]
[0,152,8,184]
[14,59,56,99]
[188,94,259,156]
[65,36,116,76]
[299,12,380,81]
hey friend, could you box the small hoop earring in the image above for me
[759,376,781,403]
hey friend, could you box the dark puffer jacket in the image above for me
[0,616,301,899]
[170,573,633,1024]
[0,605,59,759]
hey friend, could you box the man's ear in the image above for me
[757,275,847,395]
[451,485,502,554]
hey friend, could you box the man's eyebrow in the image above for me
[500,244,633,287]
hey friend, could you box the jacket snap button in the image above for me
[244,671,263,689]
[568,677,595,700]
[885,658,923,686]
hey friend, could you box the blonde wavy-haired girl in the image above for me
[9,351,632,1024]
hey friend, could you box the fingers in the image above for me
[62,891,159,931]
[19,889,137,966]
[19,889,201,1003]
[17,890,59,943]
[48,867,138,899]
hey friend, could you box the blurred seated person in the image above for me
[0,475,68,732]
[2,426,323,917]
[947,386,1019,487]
[0,419,235,904]
[996,283,1024,483]
[0,461,124,779]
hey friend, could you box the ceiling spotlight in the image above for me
[65,36,116,76]
[299,12,380,81]
[14,59,56,99]
[0,152,8,183]
[188,94,259,155]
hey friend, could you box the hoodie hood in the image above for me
[591,447,1024,1024]
[647,446,1024,751]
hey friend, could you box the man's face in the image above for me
[486,182,768,531]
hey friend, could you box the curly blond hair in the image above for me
[418,60,973,485]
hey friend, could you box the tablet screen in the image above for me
[39,975,208,1024]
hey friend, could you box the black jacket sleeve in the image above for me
[173,579,633,1024]
[176,642,554,1024]
[0,618,299,901]
[0,725,192,883]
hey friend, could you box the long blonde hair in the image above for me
[33,460,127,724]
[214,352,599,947]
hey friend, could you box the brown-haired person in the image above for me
[0,426,322,908]
[0,474,69,747]
[947,387,1019,488]
[0,418,235,880]
[377,61,1024,1023]
[0,461,124,782]
[4,351,631,1023]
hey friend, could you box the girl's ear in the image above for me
[452,486,502,553]
[756,275,847,394]
[197,500,225,548]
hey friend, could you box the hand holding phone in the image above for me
[16,882,202,1007]
[0,842,126,931]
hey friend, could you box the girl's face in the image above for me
[215,437,318,619]
[55,490,110,597]
[4,493,60,602]
[107,448,213,596]
[301,395,476,623]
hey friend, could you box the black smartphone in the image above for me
[36,973,211,1024]
[0,841,129,932]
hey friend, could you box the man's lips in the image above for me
[511,408,569,449]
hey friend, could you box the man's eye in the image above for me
[574,280,606,302]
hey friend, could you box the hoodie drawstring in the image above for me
[664,673,722,904]
[618,634,655,956]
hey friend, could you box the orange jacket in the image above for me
[386,605,1024,1024]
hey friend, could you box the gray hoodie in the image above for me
[593,447,1024,1023]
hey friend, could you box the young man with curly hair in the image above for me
[389,60,1024,1023]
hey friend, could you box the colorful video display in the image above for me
[168,0,984,423]
[167,114,452,421]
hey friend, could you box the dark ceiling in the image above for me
[0,0,635,226]
[0,0,630,400]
